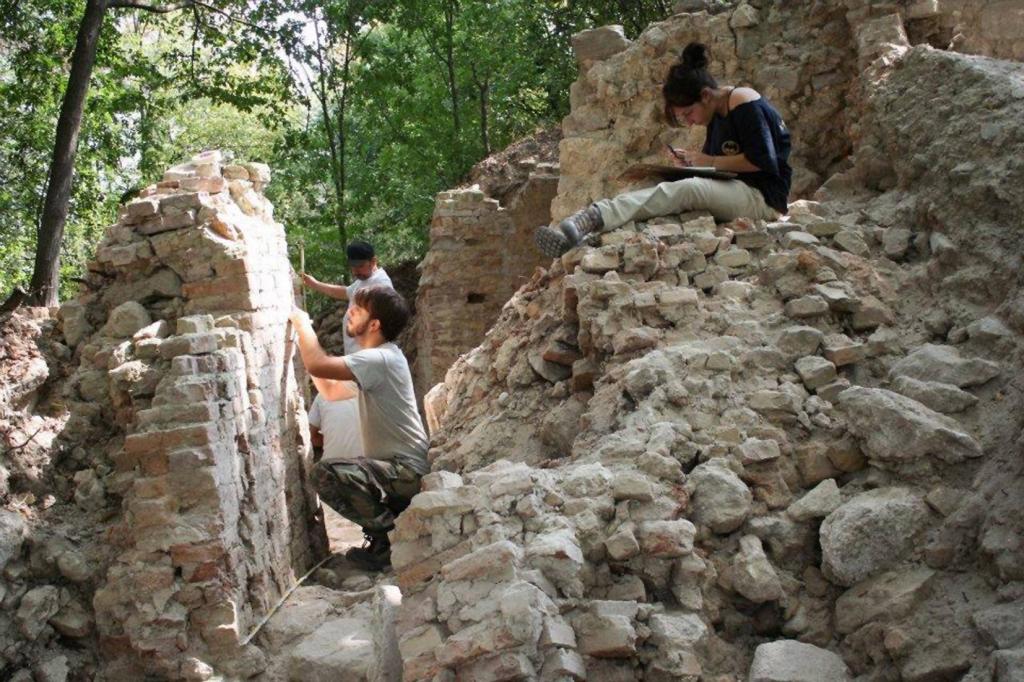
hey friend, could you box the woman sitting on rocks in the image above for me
[535,41,792,257]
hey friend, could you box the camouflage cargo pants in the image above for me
[311,458,422,534]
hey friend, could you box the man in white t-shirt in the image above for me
[291,285,428,571]
[300,240,394,355]
[308,380,364,462]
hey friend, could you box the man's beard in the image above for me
[347,317,370,338]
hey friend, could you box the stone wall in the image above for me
[413,166,558,396]
[57,152,325,678]
[389,14,1024,682]
[554,0,1024,223]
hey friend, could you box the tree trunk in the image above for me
[23,0,107,307]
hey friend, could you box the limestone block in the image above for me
[287,616,374,682]
[890,375,978,413]
[457,651,536,680]
[794,355,836,390]
[637,519,696,557]
[735,230,771,249]
[693,265,729,290]
[16,585,61,639]
[850,296,893,331]
[0,509,27,571]
[442,540,521,582]
[404,486,484,519]
[820,487,929,586]
[822,333,865,367]
[787,479,840,521]
[738,437,781,464]
[102,301,152,338]
[749,390,801,414]
[610,472,654,501]
[715,248,752,267]
[541,648,586,680]
[574,612,637,658]
[833,230,869,257]
[834,568,935,634]
[571,25,631,63]
[421,471,463,491]
[527,529,584,597]
[647,612,707,651]
[889,343,1001,388]
[581,246,621,273]
[604,527,640,561]
[785,295,828,319]
[688,460,752,534]
[748,640,850,681]
[882,227,912,259]
[813,283,859,312]
[730,2,760,28]
[776,326,824,359]
[49,598,93,638]
[972,603,1024,650]
[732,535,783,603]
[838,386,982,464]
[781,231,819,249]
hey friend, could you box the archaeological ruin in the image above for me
[2,1,1023,681]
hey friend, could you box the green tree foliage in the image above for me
[0,0,669,304]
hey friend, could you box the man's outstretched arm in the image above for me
[290,309,356,381]
[301,273,348,301]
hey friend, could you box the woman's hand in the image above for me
[680,150,714,168]
[664,144,689,168]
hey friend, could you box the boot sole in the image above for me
[534,225,570,258]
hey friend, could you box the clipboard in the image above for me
[617,163,738,183]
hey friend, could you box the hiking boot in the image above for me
[345,532,391,571]
[534,205,605,258]
[558,204,603,245]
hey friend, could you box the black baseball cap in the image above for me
[346,240,375,263]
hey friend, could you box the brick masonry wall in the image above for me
[60,152,326,678]
[413,168,558,398]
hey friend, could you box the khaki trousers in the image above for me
[594,177,779,230]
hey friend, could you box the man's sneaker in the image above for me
[346,533,391,571]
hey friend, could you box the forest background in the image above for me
[0,0,668,313]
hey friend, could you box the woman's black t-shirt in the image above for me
[702,98,792,213]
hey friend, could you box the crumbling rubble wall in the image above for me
[413,165,559,396]
[554,0,1024,223]
[54,153,325,678]
[391,14,1024,682]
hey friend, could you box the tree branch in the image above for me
[107,0,193,13]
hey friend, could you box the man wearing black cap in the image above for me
[301,240,394,355]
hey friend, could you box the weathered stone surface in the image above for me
[787,479,841,521]
[889,343,1001,387]
[102,301,152,338]
[820,488,930,586]
[738,437,781,464]
[732,535,783,603]
[288,616,374,682]
[16,585,61,639]
[839,386,982,464]
[0,509,26,569]
[748,640,851,681]
[637,519,696,557]
[835,568,935,634]
[891,375,979,413]
[572,25,631,63]
[647,612,707,650]
[972,603,1024,649]
[794,355,836,390]
[688,461,752,534]
[785,295,829,319]
[776,326,824,359]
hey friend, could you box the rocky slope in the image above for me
[398,40,1024,682]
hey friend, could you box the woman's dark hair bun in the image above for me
[680,42,709,70]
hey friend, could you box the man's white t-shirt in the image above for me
[308,390,364,462]
[343,268,394,355]
[344,342,429,475]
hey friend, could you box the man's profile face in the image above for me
[350,258,376,280]
[346,302,373,337]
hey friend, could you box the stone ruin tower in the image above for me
[58,152,325,677]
